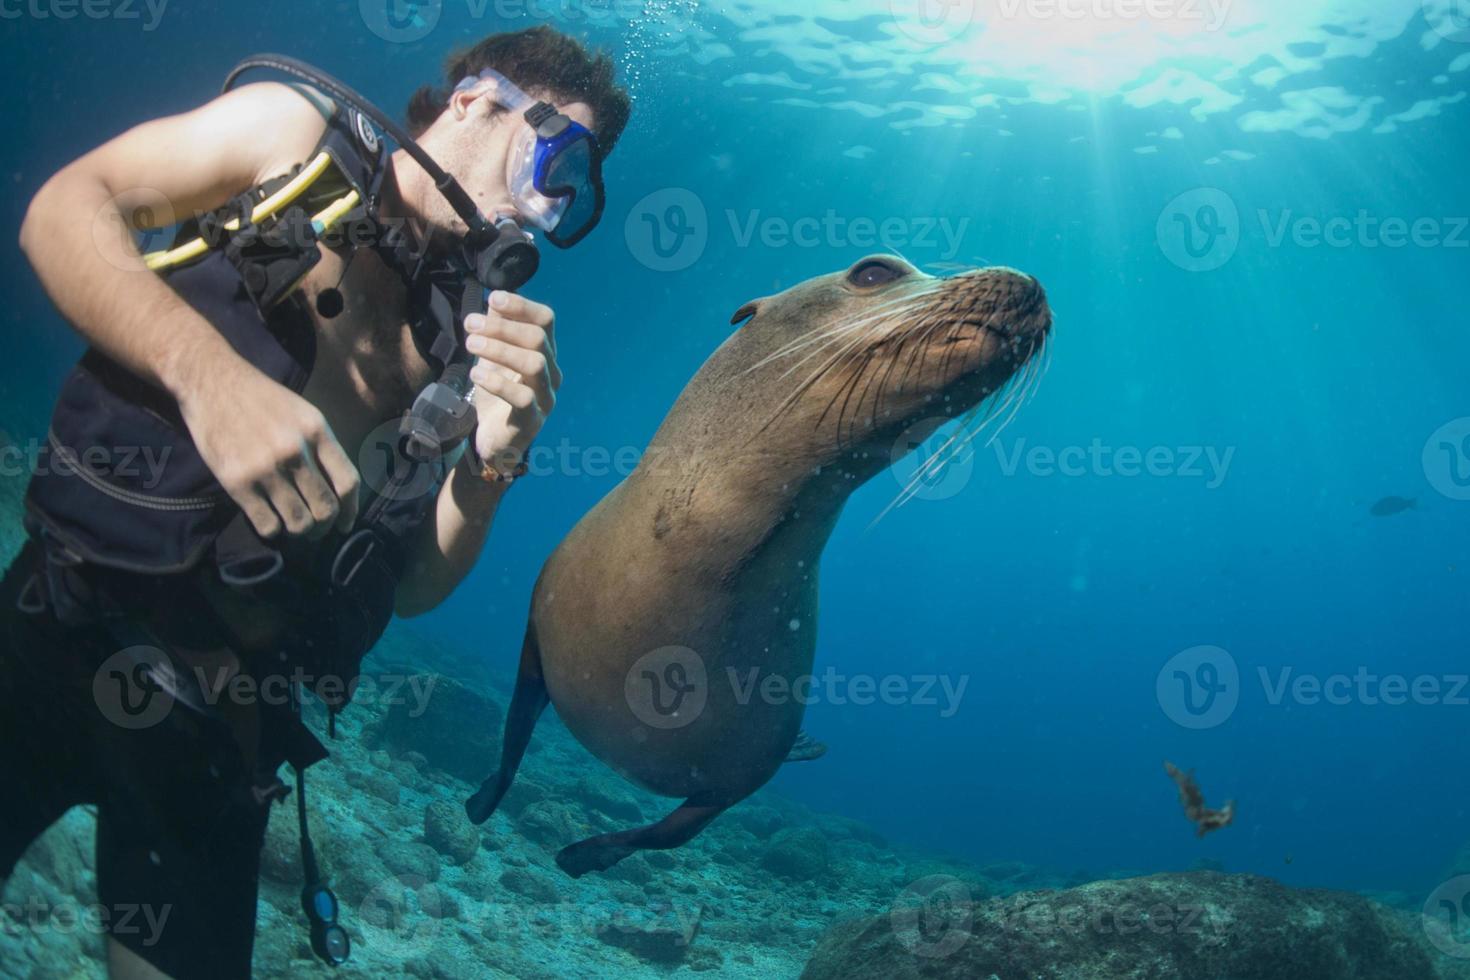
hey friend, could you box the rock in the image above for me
[423,800,479,866]
[644,850,678,870]
[498,779,549,818]
[596,902,704,964]
[574,776,645,822]
[375,841,441,884]
[761,827,830,881]
[371,675,504,782]
[345,768,401,805]
[729,803,785,837]
[800,872,1439,980]
[499,867,559,904]
[516,801,588,850]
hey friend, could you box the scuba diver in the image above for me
[2,27,628,980]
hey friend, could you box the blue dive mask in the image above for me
[454,68,606,249]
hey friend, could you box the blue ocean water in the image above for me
[1,0,1467,910]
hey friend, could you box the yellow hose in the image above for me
[143,151,337,272]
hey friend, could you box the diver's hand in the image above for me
[465,291,562,475]
[177,358,360,540]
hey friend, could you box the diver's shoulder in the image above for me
[208,80,334,133]
[204,81,333,164]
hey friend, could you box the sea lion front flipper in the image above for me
[466,624,549,825]
[554,798,729,878]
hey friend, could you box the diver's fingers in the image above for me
[261,473,317,539]
[465,301,561,388]
[237,489,283,540]
[487,290,555,331]
[282,452,338,541]
[473,347,553,415]
[466,336,553,389]
[313,430,361,534]
[470,363,541,415]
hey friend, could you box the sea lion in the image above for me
[466,254,1053,875]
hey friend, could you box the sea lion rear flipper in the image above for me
[555,798,730,878]
[465,624,549,825]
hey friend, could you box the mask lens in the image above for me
[538,134,604,247]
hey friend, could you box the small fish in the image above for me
[1164,761,1235,838]
[1369,496,1418,518]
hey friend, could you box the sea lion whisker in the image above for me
[754,322,893,441]
[741,293,935,378]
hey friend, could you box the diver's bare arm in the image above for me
[19,83,360,539]
[394,294,560,617]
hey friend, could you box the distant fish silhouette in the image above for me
[1164,761,1235,838]
[1369,496,1418,518]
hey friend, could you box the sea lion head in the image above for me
[691,255,1052,489]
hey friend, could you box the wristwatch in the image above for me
[463,441,531,486]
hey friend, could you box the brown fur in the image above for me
[469,255,1052,873]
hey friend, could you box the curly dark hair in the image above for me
[406,26,632,154]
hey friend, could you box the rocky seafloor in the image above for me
[3,445,1470,979]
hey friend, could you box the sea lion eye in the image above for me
[848,259,904,288]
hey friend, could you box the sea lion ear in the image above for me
[730,300,760,326]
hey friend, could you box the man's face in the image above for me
[422,89,596,239]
